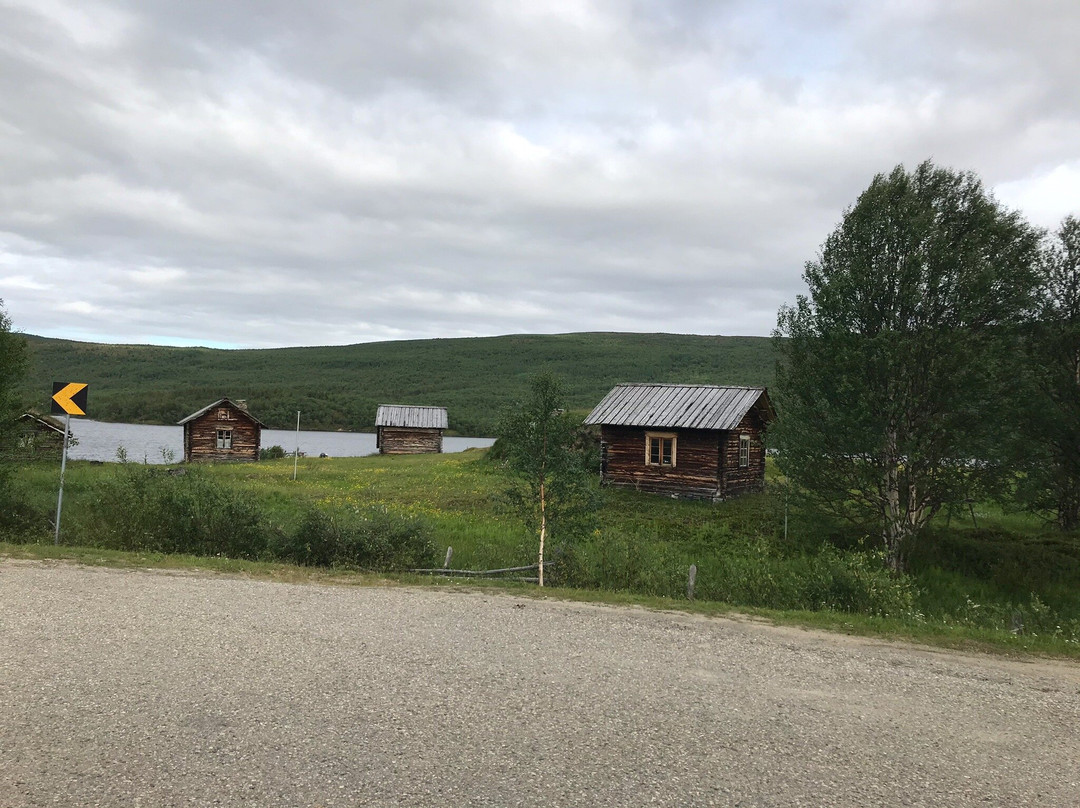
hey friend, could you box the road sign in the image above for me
[51,382,88,416]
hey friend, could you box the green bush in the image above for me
[88,466,267,559]
[272,508,344,567]
[260,445,287,460]
[271,505,437,571]
[558,528,916,616]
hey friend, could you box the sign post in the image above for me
[51,382,88,545]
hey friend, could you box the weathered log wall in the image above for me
[378,427,443,454]
[718,411,767,498]
[183,406,260,462]
[599,425,721,499]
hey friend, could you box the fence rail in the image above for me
[409,561,556,581]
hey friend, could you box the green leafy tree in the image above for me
[0,301,28,442]
[0,301,29,503]
[774,161,1041,571]
[496,372,598,586]
[1014,216,1080,529]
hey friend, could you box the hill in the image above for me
[20,332,775,434]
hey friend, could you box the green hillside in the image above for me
[20,332,775,434]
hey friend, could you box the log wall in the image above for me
[183,407,260,462]
[599,425,721,500]
[718,411,767,498]
[378,427,443,454]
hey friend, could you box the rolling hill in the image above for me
[21,332,775,434]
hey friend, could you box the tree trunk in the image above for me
[881,428,906,572]
[538,479,546,587]
[1059,485,1080,532]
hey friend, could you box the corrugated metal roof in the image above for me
[177,398,267,427]
[583,384,772,430]
[376,405,448,429]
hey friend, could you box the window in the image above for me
[217,429,233,449]
[217,408,233,420]
[739,433,750,468]
[645,432,676,467]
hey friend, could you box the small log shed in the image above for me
[10,412,67,460]
[583,383,775,501]
[178,398,265,463]
[375,405,447,454]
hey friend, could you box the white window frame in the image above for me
[645,432,677,467]
[217,429,233,450]
[217,408,234,421]
[739,433,750,468]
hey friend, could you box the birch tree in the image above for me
[1014,216,1080,528]
[496,372,596,586]
[773,161,1041,571]
[0,300,28,504]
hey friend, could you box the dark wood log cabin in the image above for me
[375,405,447,454]
[178,398,265,463]
[584,384,775,501]
[8,412,67,460]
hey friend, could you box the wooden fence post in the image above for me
[444,546,453,569]
[687,564,697,601]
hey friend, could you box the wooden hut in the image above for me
[178,398,265,463]
[375,405,447,454]
[8,412,67,460]
[583,383,775,501]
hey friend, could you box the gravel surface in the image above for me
[1,560,1078,807]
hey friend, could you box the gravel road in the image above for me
[1,560,1077,807]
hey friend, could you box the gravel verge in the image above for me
[1,560,1077,807]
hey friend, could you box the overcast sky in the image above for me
[1,0,1078,349]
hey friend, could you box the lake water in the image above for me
[64,419,495,464]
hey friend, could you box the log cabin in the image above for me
[375,405,447,454]
[9,412,67,460]
[583,383,775,501]
[178,398,265,463]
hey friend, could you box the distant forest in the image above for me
[20,332,775,435]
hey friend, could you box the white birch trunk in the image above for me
[538,479,546,587]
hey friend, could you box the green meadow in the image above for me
[6,450,1079,658]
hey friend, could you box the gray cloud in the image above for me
[1,0,1078,347]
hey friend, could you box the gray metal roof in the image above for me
[376,405,448,429]
[583,384,773,430]
[20,412,66,434]
[177,398,267,427]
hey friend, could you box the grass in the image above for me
[6,450,1080,658]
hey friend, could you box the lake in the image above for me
[64,419,495,464]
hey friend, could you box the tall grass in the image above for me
[6,451,1079,650]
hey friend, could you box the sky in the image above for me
[1,0,1078,349]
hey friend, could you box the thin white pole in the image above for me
[292,410,300,481]
[54,413,71,545]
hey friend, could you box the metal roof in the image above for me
[20,412,66,434]
[376,405,448,429]
[583,384,773,430]
[177,398,267,427]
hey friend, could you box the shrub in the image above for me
[88,466,267,559]
[271,508,344,567]
[272,505,437,571]
[260,445,287,460]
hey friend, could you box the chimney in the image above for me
[235,399,249,412]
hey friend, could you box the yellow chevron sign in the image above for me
[51,382,88,416]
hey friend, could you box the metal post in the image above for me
[54,413,71,545]
[292,410,301,481]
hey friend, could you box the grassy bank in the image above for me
[6,450,1080,657]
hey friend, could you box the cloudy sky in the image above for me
[1,0,1078,348]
